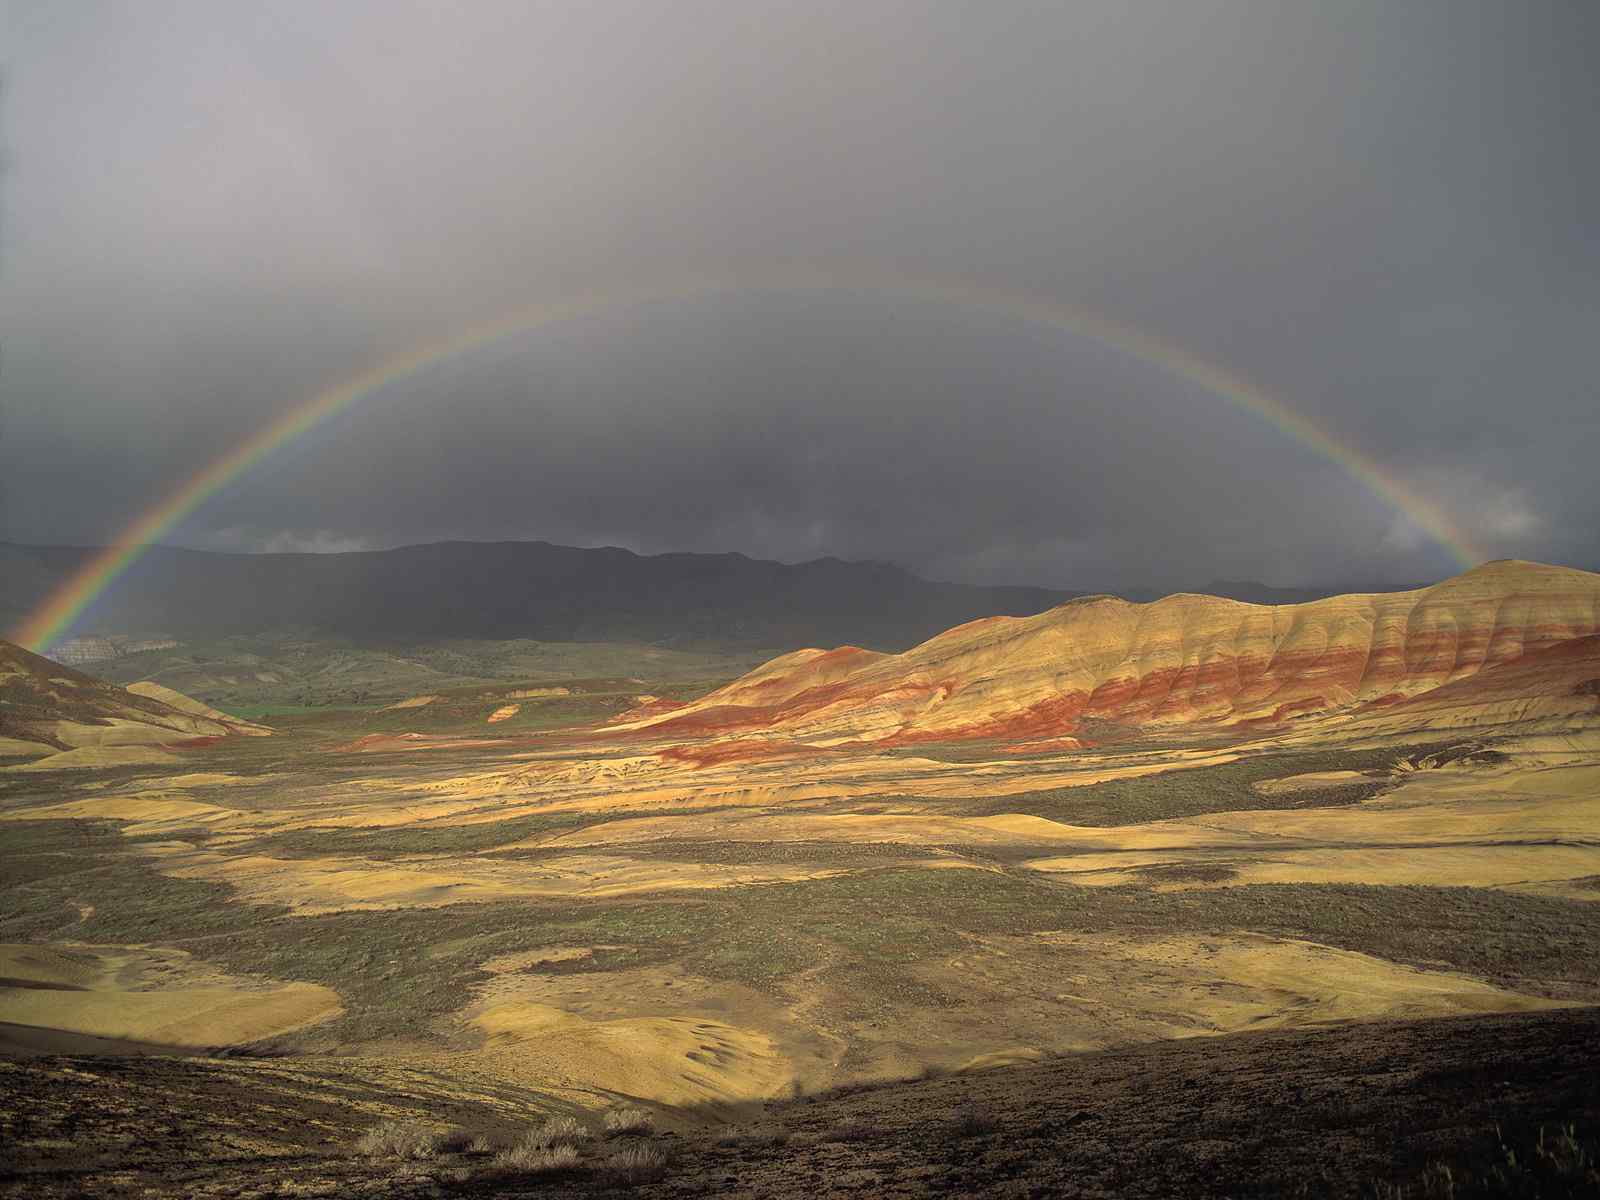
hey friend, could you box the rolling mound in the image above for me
[616,561,1600,744]
[0,638,269,760]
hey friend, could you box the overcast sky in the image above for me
[2,1,1596,591]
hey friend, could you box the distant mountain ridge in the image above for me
[0,540,1077,652]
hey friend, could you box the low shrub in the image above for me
[525,1114,590,1149]
[603,1142,670,1183]
[490,1142,583,1176]
[603,1106,654,1136]
[354,1119,440,1160]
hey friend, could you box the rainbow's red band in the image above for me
[11,271,1484,653]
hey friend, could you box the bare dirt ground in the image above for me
[2,1008,1594,1197]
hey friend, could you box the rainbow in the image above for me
[11,268,1486,653]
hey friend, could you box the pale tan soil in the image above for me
[0,944,340,1048]
[9,745,180,771]
[0,944,101,987]
[471,1000,795,1109]
[467,956,841,1097]
[1025,759,1600,894]
[382,694,439,710]
[455,926,1562,1097]
[478,946,603,971]
[0,1021,190,1056]
[1253,768,1367,793]
[1037,844,1600,895]
[151,846,851,913]
[486,704,520,723]
[47,718,191,747]
[1,794,246,834]
[123,683,265,732]
[1027,932,1562,1029]
[160,772,251,787]
[530,810,1102,849]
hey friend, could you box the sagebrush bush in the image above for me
[524,1114,590,1149]
[354,1119,440,1160]
[604,1142,669,1183]
[603,1106,654,1136]
[491,1142,583,1176]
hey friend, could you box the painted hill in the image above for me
[1336,630,1600,738]
[616,561,1600,744]
[0,541,1074,652]
[0,638,269,763]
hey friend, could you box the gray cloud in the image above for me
[2,0,1596,592]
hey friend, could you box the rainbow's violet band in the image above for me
[11,271,1485,653]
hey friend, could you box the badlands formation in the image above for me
[3,559,1600,1194]
[617,559,1600,744]
[0,639,268,767]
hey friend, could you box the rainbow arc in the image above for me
[11,269,1484,653]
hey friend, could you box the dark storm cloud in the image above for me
[3,0,1596,591]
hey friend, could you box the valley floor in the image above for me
[3,640,1598,1195]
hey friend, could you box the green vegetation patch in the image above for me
[0,819,129,889]
[944,743,1461,826]
[234,805,745,859]
[0,820,265,943]
[680,868,1600,1003]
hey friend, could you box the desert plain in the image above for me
[3,559,1600,1196]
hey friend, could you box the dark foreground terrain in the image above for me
[3,1007,1595,1198]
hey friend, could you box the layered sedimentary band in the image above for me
[614,561,1600,744]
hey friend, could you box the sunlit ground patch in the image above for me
[0,942,341,1048]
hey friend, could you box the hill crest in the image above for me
[616,560,1600,743]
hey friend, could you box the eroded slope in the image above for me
[616,561,1600,744]
[0,638,269,762]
